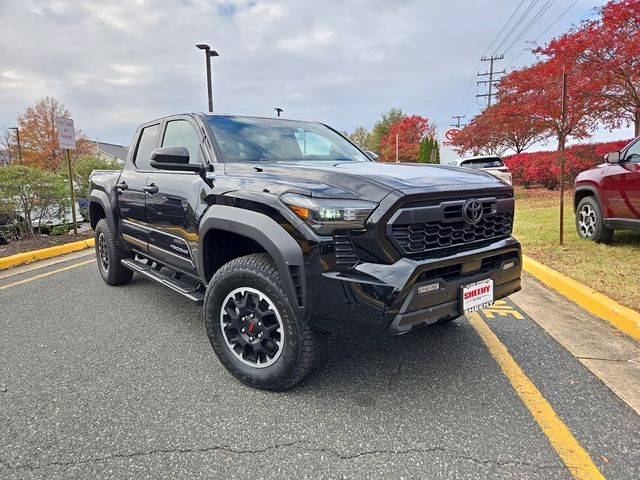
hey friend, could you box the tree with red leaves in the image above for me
[542,0,640,135]
[453,102,547,156]
[379,115,437,162]
[498,51,599,152]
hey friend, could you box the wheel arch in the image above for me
[198,205,306,317]
[574,186,601,212]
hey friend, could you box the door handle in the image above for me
[115,181,128,191]
[143,184,159,194]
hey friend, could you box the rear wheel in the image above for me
[575,197,613,244]
[94,218,133,285]
[204,254,321,391]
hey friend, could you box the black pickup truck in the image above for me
[89,114,521,390]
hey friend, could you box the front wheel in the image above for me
[204,254,321,391]
[94,218,133,286]
[575,197,613,244]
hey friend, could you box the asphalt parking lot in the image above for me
[1,252,639,479]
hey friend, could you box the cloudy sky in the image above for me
[0,0,633,148]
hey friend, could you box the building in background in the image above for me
[95,141,128,165]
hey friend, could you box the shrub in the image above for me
[503,139,634,188]
[0,165,69,237]
[72,155,121,199]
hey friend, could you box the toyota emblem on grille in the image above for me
[462,199,483,224]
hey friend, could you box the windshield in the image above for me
[207,115,369,163]
[460,158,504,169]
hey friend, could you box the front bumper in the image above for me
[306,237,521,338]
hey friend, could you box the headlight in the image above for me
[281,193,376,234]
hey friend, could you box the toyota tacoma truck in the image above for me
[89,114,521,390]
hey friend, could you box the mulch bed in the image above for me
[0,232,93,258]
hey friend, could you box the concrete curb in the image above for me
[0,238,95,271]
[522,254,640,341]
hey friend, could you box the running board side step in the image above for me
[121,258,205,304]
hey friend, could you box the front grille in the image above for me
[388,197,514,255]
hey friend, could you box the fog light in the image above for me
[418,283,440,294]
[502,261,516,270]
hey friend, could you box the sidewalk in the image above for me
[511,273,640,414]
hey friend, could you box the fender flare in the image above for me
[88,191,130,250]
[198,205,306,317]
[574,185,601,212]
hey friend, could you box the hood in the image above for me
[223,161,507,202]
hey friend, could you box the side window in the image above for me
[133,124,160,170]
[162,120,201,165]
[624,140,640,163]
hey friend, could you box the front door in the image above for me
[602,138,640,220]
[145,118,204,276]
[117,123,161,250]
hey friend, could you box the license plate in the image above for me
[461,279,494,314]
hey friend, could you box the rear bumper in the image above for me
[306,237,521,338]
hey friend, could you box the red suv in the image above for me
[574,136,640,243]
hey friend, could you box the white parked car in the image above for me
[445,155,512,185]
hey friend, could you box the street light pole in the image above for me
[9,127,22,165]
[196,44,219,113]
[275,107,283,117]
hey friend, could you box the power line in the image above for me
[507,0,579,69]
[502,0,556,56]
[481,0,526,57]
[454,0,528,117]
[492,0,541,55]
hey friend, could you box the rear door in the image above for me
[144,118,205,275]
[602,138,640,220]
[117,124,160,250]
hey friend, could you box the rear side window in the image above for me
[162,120,202,165]
[133,124,160,170]
[461,158,504,169]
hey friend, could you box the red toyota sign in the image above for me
[445,128,460,141]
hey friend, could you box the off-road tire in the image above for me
[204,253,321,391]
[94,218,133,286]
[575,196,613,244]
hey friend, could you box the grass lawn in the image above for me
[513,187,640,312]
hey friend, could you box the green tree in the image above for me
[417,137,440,164]
[72,155,121,199]
[367,108,405,153]
[0,165,69,237]
[348,127,370,148]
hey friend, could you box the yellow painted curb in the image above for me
[0,238,95,271]
[523,254,640,341]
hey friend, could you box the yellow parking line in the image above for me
[482,300,525,320]
[467,312,604,480]
[0,259,94,291]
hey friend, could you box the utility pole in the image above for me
[451,115,466,128]
[9,127,22,165]
[559,67,568,246]
[476,55,505,107]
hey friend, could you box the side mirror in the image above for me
[364,149,379,161]
[605,151,621,164]
[149,147,201,172]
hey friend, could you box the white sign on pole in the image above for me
[56,117,76,150]
[439,127,461,165]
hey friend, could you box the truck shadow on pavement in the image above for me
[130,277,489,399]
